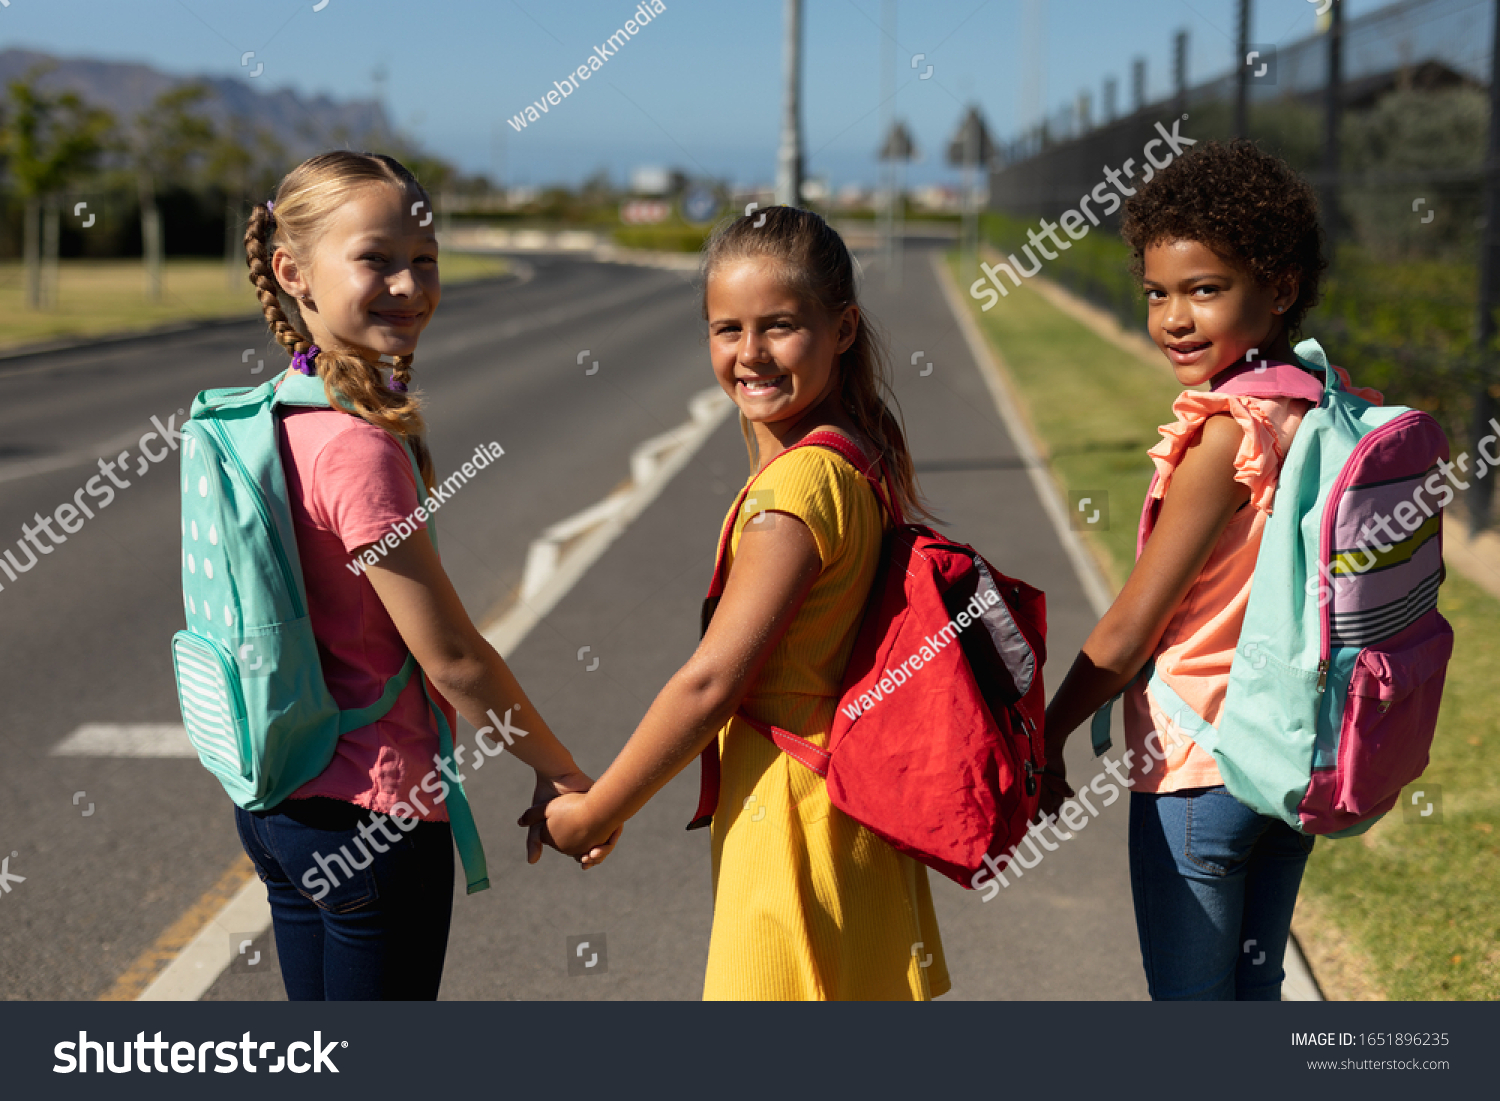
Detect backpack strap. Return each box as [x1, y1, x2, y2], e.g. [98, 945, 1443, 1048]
[419, 674, 491, 894]
[702, 430, 896, 600]
[737, 713, 832, 777]
[338, 653, 419, 733]
[1090, 660, 1152, 756]
[687, 430, 893, 830]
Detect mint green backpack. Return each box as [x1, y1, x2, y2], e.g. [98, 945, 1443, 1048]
[1093, 340, 1452, 839]
[172, 368, 489, 894]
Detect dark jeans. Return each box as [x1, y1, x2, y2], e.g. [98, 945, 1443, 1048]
[234, 797, 454, 1000]
[1129, 786, 1315, 1001]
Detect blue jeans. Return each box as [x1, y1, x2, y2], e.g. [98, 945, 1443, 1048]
[1128, 787, 1315, 1001]
[234, 798, 454, 1000]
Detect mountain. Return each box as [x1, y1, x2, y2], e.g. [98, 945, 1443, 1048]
[0, 47, 391, 156]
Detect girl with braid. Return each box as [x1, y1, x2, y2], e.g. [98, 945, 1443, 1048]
[237, 151, 615, 1000]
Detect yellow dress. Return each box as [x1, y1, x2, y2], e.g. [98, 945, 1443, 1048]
[701, 445, 950, 1001]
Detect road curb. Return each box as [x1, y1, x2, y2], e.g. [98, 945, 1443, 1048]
[482, 384, 734, 657]
[0, 270, 522, 372]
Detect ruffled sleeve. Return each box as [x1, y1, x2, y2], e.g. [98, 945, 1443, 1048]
[1147, 392, 1285, 513]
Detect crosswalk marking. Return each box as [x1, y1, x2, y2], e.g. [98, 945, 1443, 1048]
[51, 723, 195, 758]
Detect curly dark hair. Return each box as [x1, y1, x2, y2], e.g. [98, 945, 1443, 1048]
[1120, 139, 1327, 336]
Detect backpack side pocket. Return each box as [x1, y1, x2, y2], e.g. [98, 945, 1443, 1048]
[1332, 610, 1453, 821]
[172, 630, 251, 789]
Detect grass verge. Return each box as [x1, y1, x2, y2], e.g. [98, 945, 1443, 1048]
[950, 253, 1500, 1001]
[0, 253, 510, 354]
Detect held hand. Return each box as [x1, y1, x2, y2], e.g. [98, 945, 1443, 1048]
[517, 793, 623, 868]
[519, 774, 622, 868]
[1035, 770, 1075, 824]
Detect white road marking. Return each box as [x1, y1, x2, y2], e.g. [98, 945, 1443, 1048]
[52, 723, 195, 757]
[485, 384, 733, 656]
[137, 875, 271, 1001]
[932, 252, 1115, 616]
[0, 424, 159, 486]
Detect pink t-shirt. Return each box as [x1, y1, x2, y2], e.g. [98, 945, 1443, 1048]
[277, 406, 453, 821]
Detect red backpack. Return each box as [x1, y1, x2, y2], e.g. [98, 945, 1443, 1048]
[687, 430, 1047, 887]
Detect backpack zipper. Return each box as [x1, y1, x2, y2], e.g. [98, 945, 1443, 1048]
[1315, 412, 1424, 691]
[1020, 712, 1040, 796]
[204, 418, 306, 620]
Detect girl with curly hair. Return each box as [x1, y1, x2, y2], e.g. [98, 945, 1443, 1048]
[1037, 139, 1379, 1000]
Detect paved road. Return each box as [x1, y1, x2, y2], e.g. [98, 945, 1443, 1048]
[0, 257, 710, 999]
[0, 243, 1146, 1001]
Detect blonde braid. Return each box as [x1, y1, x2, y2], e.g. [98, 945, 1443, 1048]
[390, 352, 415, 392]
[245, 203, 312, 360]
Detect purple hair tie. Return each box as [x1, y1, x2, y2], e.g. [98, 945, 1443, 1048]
[388, 375, 408, 393]
[291, 344, 319, 375]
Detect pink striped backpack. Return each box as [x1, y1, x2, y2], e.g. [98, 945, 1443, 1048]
[1094, 339, 1453, 836]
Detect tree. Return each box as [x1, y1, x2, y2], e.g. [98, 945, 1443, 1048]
[0, 65, 114, 309]
[125, 82, 217, 302]
[1343, 87, 1487, 260]
[206, 116, 286, 289]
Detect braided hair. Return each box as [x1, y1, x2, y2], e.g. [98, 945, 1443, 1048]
[245, 151, 435, 489]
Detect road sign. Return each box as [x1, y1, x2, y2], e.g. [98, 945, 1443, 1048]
[946, 106, 997, 168]
[680, 186, 721, 225]
[619, 200, 671, 225]
[879, 120, 917, 162]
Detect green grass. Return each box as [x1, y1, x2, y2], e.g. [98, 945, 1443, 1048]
[1300, 567, 1500, 1000]
[0, 253, 510, 354]
[612, 224, 712, 253]
[951, 252, 1500, 1000]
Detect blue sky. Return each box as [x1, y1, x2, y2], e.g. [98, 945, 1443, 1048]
[4, 0, 1394, 189]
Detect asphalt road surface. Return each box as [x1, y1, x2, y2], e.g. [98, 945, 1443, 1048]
[0, 243, 1145, 1001]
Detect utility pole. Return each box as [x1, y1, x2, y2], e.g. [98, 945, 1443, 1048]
[964, 112, 978, 277]
[948, 108, 993, 278]
[775, 0, 804, 208]
[373, 63, 389, 140]
[1321, 0, 1344, 246]
[1234, 0, 1252, 138]
[880, 0, 896, 282]
[1132, 58, 1147, 113]
[1020, 0, 1044, 141]
[878, 120, 915, 290]
[1470, 0, 1500, 529]
[1173, 30, 1189, 114]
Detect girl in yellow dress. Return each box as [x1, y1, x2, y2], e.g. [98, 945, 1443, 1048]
[521, 206, 949, 1000]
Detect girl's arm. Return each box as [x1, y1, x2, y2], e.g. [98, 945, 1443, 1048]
[519, 508, 825, 863]
[362, 534, 612, 864]
[1041, 414, 1253, 780]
